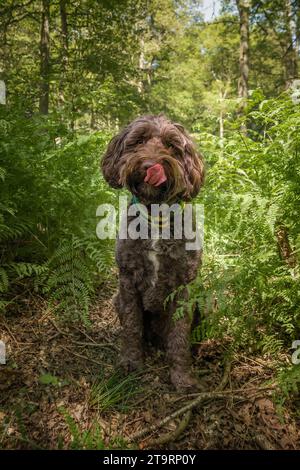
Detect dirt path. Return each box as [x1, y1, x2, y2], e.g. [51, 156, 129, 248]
[0, 284, 299, 450]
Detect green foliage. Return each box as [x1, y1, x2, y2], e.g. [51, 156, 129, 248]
[43, 236, 114, 323]
[0, 108, 115, 321]
[188, 92, 300, 354]
[276, 364, 300, 408]
[39, 373, 67, 387]
[61, 408, 106, 450]
[44, 240, 95, 324]
[0, 0, 147, 126]
[90, 371, 143, 413]
[61, 408, 131, 450]
[0, 267, 8, 293]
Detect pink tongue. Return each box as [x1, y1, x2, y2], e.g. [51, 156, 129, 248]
[144, 163, 167, 187]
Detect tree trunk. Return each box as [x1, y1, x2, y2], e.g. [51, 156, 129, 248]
[276, 224, 297, 269]
[219, 87, 228, 142]
[39, 0, 50, 114]
[283, 0, 298, 88]
[90, 105, 96, 129]
[296, 0, 300, 55]
[236, 0, 250, 111]
[138, 37, 145, 94]
[59, 0, 68, 105]
[219, 108, 224, 141]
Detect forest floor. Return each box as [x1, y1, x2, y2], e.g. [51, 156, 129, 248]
[1, 280, 300, 450]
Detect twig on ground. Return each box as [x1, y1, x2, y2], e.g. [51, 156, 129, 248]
[140, 359, 233, 447]
[142, 410, 192, 448]
[48, 318, 66, 336]
[171, 384, 276, 403]
[70, 340, 118, 351]
[72, 325, 98, 343]
[126, 390, 245, 444]
[60, 345, 108, 368]
[216, 360, 232, 391]
[240, 354, 275, 370]
[0, 320, 19, 345]
[49, 319, 118, 351]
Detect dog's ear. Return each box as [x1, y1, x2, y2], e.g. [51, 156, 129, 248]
[174, 123, 205, 201]
[183, 147, 205, 200]
[101, 127, 129, 188]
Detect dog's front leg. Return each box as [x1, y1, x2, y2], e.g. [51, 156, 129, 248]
[115, 271, 144, 373]
[166, 297, 199, 391]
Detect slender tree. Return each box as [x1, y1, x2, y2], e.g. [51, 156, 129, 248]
[236, 0, 250, 109]
[283, 0, 298, 87]
[39, 0, 50, 114]
[59, 0, 68, 105]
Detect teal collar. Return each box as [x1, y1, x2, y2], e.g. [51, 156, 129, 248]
[131, 194, 140, 205]
[131, 194, 185, 208]
[130, 195, 185, 229]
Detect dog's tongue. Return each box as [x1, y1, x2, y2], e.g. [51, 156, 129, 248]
[144, 163, 167, 187]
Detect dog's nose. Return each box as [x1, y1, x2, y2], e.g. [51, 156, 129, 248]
[144, 163, 167, 187]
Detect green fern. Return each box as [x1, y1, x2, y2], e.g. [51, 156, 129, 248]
[44, 240, 94, 324]
[259, 334, 284, 356]
[189, 92, 300, 358]
[7, 263, 48, 279]
[72, 235, 114, 275]
[0, 267, 9, 293]
[44, 235, 114, 323]
[0, 220, 32, 242]
[276, 365, 300, 408]
[60, 408, 105, 450]
[60, 407, 130, 450]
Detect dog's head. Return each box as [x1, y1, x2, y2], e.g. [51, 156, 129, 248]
[101, 114, 204, 204]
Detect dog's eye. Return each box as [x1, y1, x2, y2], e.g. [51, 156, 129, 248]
[166, 142, 174, 149]
[167, 143, 181, 156]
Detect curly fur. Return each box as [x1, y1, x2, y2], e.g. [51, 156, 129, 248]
[101, 114, 205, 390]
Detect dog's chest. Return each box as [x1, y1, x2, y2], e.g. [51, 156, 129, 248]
[147, 240, 160, 287]
[146, 239, 184, 288]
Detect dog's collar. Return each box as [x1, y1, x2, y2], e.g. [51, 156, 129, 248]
[131, 194, 141, 205]
[130, 195, 185, 228]
[131, 194, 185, 208]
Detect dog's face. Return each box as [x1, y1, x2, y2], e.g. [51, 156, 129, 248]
[101, 115, 204, 204]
